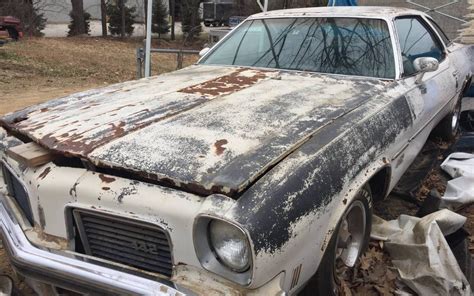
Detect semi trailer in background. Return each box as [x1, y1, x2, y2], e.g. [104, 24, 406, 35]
[203, 0, 233, 27]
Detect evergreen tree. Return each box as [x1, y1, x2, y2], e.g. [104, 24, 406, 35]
[68, 11, 91, 36]
[152, 0, 169, 38]
[107, 0, 136, 36]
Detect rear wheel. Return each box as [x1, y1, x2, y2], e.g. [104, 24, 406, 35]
[6, 26, 19, 40]
[300, 185, 372, 295]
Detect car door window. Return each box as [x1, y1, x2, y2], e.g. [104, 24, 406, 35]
[427, 18, 450, 46]
[395, 17, 444, 76]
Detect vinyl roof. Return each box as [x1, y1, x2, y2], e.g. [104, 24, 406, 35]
[249, 6, 423, 19]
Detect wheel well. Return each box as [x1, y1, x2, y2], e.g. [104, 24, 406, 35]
[368, 166, 391, 202]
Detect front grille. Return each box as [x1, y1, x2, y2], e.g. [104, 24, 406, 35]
[73, 209, 173, 277]
[1, 163, 34, 225]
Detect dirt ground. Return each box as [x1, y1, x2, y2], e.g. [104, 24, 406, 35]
[0, 37, 473, 295]
[0, 36, 201, 295]
[0, 37, 200, 115]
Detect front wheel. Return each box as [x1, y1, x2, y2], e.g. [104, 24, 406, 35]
[432, 98, 462, 141]
[300, 185, 372, 295]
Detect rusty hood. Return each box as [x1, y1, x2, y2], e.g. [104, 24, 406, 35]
[0, 65, 388, 196]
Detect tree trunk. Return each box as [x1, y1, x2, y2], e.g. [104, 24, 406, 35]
[170, 0, 175, 40]
[120, 0, 126, 38]
[71, 0, 86, 35]
[100, 0, 107, 37]
[144, 0, 147, 29]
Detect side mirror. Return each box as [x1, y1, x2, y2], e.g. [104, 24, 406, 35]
[414, 57, 439, 84]
[199, 47, 210, 57]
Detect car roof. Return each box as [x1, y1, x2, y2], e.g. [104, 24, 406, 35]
[248, 6, 424, 20]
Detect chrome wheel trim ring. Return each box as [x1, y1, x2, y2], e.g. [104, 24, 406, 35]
[334, 200, 366, 268]
[451, 101, 461, 133]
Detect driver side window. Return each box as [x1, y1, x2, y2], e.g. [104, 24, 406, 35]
[395, 17, 444, 76]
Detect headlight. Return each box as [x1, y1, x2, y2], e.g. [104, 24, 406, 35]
[208, 220, 250, 272]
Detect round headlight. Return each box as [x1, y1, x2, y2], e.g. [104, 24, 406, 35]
[208, 220, 250, 272]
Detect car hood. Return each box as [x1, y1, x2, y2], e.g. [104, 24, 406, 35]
[0, 65, 388, 196]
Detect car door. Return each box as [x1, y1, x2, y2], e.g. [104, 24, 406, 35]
[390, 15, 457, 184]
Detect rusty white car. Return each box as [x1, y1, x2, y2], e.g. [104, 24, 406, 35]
[0, 7, 472, 296]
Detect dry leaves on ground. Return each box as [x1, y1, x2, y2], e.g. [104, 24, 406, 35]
[338, 241, 399, 295]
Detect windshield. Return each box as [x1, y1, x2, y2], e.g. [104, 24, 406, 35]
[200, 17, 396, 79]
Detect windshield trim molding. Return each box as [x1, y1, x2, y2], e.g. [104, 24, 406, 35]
[199, 16, 400, 79]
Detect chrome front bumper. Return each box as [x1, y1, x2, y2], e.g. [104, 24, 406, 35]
[0, 194, 186, 295]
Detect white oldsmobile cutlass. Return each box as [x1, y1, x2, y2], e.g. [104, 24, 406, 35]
[0, 6, 472, 296]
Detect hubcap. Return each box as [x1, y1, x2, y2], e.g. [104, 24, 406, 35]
[452, 109, 460, 131]
[335, 200, 366, 268]
[452, 102, 461, 132]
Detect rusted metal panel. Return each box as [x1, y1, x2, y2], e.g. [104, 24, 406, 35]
[88, 71, 388, 196]
[0, 66, 237, 154]
[179, 68, 271, 97]
[0, 65, 389, 197]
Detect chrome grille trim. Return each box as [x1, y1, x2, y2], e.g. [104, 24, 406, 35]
[73, 209, 173, 277]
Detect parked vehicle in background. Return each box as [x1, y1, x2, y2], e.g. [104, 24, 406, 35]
[0, 16, 23, 41]
[203, 0, 233, 27]
[228, 16, 247, 27]
[0, 7, 472, 296]
[0, 30, 9, 46]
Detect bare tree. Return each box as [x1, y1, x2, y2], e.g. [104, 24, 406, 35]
[70, 0, 86, 35]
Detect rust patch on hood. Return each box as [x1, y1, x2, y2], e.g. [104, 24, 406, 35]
[214, 139, 228, 155]
[0, 65, 389, 198]
[179, 68, 270, 97]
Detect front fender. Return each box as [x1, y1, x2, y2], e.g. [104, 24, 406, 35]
[230, 89, 412, 291]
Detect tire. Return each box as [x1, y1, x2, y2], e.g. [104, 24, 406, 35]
[460, 110, 474, 131]
[204, 21, 211, 27]
[432, 98, 462, 141]
[300, 185, 373, 296]
[6, 27, 18, 40]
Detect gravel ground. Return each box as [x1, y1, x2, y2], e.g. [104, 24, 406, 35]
[0, 240, 36, 295]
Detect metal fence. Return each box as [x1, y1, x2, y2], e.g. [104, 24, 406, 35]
[406, 0, 467, 24]
[358, 0, 469, 39]
[136, 48, 201, 79]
